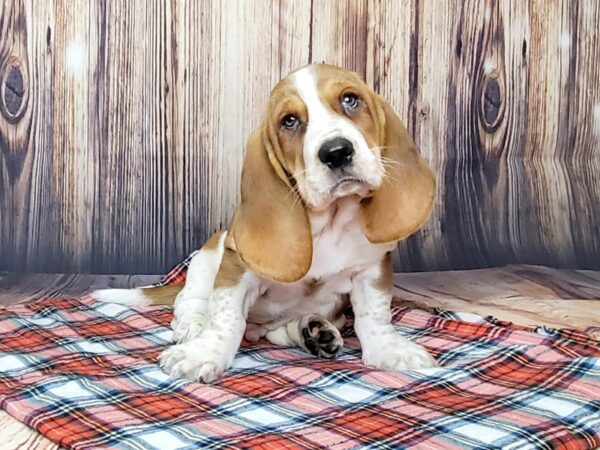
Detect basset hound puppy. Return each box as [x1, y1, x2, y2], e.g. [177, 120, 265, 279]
[94, 63, 437, 383]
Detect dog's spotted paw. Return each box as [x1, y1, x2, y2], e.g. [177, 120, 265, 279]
[170, 309, 209, 343]
[159, 344, 223, 383]
[300, 315, 343, 359]
[363, 335, 437, 371]
[171, 318, 205, 343]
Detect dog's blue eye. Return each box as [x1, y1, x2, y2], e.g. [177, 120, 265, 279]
[341, 93, 359, 109]
[282, 114, 299, 129]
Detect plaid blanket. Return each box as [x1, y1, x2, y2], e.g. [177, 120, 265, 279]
[1, 257, 599, 449]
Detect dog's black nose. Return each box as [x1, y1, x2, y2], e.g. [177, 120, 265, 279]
[318, 138, 354, 169]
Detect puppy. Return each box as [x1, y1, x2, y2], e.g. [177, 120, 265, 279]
[94, 63, 437, 382]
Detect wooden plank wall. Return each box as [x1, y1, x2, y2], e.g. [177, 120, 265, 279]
[1, 0, 599, 274]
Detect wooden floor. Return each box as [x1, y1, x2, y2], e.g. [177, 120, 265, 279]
[0, 272, 161, 305]
[0, 265, 599, 450]
[393, 264, 600, 336]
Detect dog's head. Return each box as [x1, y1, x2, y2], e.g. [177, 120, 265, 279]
[232, 64, 435, 282]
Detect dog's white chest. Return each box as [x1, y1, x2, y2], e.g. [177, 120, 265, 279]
[307, 200, 390, 278]
[247, 199, 393, 327]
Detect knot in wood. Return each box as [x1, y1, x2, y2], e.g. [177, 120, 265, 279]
[1, 57, 27, 123]
[480, 75, 504, 133]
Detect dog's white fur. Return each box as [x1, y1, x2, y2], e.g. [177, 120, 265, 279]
[94, 65, 437, 382]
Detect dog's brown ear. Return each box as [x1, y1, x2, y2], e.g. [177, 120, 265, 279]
[231, 128, 312, 282]
[360, 97, 436, 243]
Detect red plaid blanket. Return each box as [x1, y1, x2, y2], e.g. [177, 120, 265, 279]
[1, 256, 599, 449]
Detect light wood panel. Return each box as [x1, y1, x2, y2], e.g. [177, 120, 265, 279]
[1, 1, 599, 274]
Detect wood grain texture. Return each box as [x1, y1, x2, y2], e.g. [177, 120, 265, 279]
[0, 410, 59, 450]
[394, 265, 600, 334]
[1, 1, 599, 274]
[0, 272, 160, 305]
[396, 0, 600, 271]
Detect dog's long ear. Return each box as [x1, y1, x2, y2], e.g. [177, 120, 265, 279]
[231, 128, 312, 283]
[360, 97, 436, 243]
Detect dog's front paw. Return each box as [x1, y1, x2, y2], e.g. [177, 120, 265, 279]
[159, 344, 224, 383]
[363, 335, 437, 372]
[171, 318, 205, 343]
[171, 308, 209, 343]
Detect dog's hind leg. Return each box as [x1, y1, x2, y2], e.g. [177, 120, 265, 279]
[92, 232, 227, 345]
[265, 314, 344, 359]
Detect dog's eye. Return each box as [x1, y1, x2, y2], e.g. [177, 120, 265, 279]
[341, 93, 360, 109]
[281, 114, 299, 130]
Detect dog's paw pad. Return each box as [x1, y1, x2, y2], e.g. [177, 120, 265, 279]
[301, 315, 343, 359]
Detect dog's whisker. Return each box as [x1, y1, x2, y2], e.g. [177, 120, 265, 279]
[379, 156, 405, 168]
[377, 144, 405, 150]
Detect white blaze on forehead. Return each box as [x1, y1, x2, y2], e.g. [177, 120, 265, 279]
[290, 66, 362, 143]
[291, 66, 334, 123]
